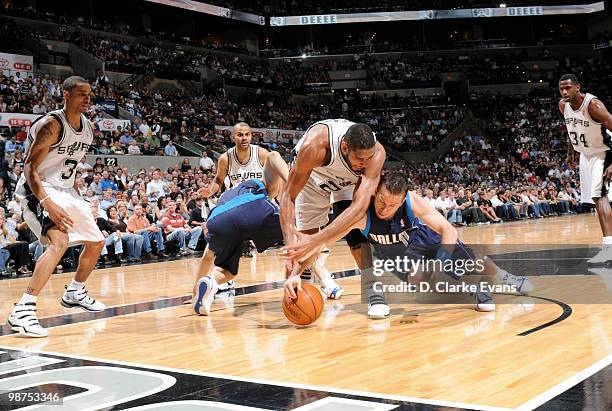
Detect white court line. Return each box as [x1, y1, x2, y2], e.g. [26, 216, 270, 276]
[0, 344, 512, 411]
[514, 353, 612, 411]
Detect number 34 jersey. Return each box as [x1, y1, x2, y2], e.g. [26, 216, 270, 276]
[563, 93, 611, 156]
[294, 119, 361, 197]
[23, 109, 94, 189]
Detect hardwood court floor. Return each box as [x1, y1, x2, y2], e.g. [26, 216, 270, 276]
[0, 213, 611, 410]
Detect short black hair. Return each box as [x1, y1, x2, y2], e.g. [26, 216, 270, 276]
[559, 74, 579, 84]
[343, 123, 376, 151]
[62, 76, 89, 91]
[379, 170, 409, 196]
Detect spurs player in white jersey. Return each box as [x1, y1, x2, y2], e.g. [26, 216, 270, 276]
[279, 119, 387, 316]
[7, 76, 106, 338]
[199, 122, 269, 290]
[559, 74, 612, 265]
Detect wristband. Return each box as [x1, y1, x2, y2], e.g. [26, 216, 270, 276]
[39, 196, 51, 205]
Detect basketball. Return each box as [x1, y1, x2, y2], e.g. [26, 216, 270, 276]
[282, 283, 324, 326]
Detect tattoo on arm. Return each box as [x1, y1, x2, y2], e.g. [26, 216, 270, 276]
[26, 287, 35, 295]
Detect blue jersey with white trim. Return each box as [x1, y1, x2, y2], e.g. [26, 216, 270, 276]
[361, 192, 441, 247]
[208, 179, 276, 221]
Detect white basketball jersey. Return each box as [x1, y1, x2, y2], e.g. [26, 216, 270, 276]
[295, 119, 361, 196]
[226, 144, 264, 188]
[563, 93, 611, 155]
[23, 109, 94, 189]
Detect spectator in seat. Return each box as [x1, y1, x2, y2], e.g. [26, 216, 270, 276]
[0, 210, 30, 275]
[199, 151, 215, 173]
[161, 199, 202, 255]
[127, 204, 166, 259]
[106, 206, 144, 262]
[127, 140, 141, 155]
[164, 140, 178, 157]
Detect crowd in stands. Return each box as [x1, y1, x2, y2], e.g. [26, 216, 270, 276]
[1, 5, 251, 55]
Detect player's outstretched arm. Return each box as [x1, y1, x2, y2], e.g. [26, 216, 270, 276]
[23, 117, 74, 232]
[278, 126, 327, 246]
[411, 192, 458, 245]
[200, 153, 229, 198]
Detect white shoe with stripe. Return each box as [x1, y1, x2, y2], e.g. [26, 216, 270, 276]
[7, 303, 48, 338]
[60, 285, 106, 312]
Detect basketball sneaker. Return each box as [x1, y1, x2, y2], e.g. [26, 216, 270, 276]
[7, 303, 48, 338]
[60, 285, 106, 312]
[500, 272, 534, 295]
[474, 290, 496, 312]
[193, 275, 218, 316]
[321, 282, 344, 300]
[368, 304, 390, 319]
[587, 245, 612, 266]
[217, 279, 235, 292]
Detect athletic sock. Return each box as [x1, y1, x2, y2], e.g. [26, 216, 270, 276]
[19, 293, 37, 305]
[69, 279, 85, 291]
[603, 236, 612, 245]
[312, 260, 337, 290]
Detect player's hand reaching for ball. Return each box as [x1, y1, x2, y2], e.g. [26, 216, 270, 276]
[281, 232, 321, 264]
[43, 199, 74, 232]
[284, 275, 302, 300]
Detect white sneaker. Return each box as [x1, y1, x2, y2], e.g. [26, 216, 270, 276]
[368, 303, 390, 319]
[587, 245, 612, 266]
[60, 285, 106, 312]
[501, 272, 534, 295]
[475, 291, 496, 312]
[217, 279, 235, 292]
[7, 303, 48, 338]
[193, 276, 218, 316]
[321, 283, 344, 300]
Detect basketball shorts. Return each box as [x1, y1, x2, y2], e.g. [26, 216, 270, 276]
[579, 151, 612, 204]
[206, 197, 283, 276]
[295, 181, 353, 231]
[17, 180, 104, 246]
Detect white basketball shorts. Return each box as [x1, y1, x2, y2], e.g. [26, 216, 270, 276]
[18, 181, 104, 246]
[579, 150, 612, 204]
[295, 181, 354, 231]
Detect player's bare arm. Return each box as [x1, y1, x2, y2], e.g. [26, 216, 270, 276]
[200, 153, 228, 198]
[279, 125, 328, 246]
[410, 192, 458, 245]
[23, 117, 74, 232]
[560, 99, 575, 167]
[588, 99, 612, 182]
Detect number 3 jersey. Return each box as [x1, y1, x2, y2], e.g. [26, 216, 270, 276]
[563, 93, 611, 156]
[294, 119, 361, 197]
[22, 109, 94, 189]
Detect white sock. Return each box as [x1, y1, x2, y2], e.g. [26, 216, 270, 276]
[19, 293, 37, 305]
[603, 236, 612, 245]
[312, 261, 336, 290]
[494, 267, 510, 282]
[69, 279, 85, 291]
